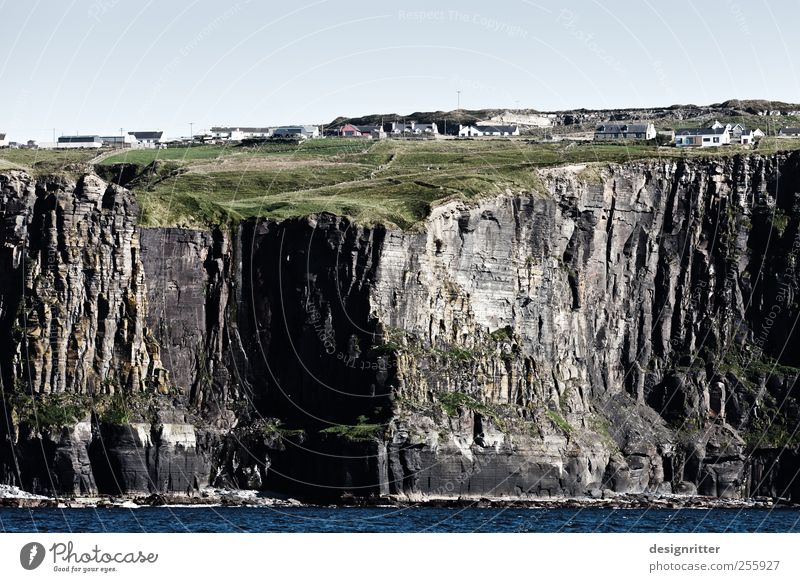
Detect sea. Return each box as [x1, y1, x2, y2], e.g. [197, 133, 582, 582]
[1, 507, 799, 533]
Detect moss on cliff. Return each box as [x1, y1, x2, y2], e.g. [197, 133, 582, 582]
[320, 415, 384, 442]
[9, 392, 91, 429]
[236, 418, 306, 443]
[545, 409, 573, 435]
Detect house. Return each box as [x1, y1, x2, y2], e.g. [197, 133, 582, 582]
[272, 125, 320, 139]
[338, 124, 385, 138]
[738, 128, 764, 145]
[390, 121, 438, 135]
[727, 123, 745, 138]
[210, 127, 238, 141]
[210, 127, 273, 141]
[238, 127, 272, 139]
[339, 123, 362, 137]
[414, 123, 438, 134]
[674, 127, 730, 147]
[779, 127, 800, 137]
[0, 133, 7, 147]
[657, 129, 676, 142]
[101, 134, 137, 148]
[390, 121, 409, 134]
[594, 122, 656, 141]
[56, 135, 104, 148]
[458, 124, 520, 137]
[357, 125, 385, 138]
[724, 123, 764, 145]
[477, 124, 519, 136]
[128, 131, 164, 148]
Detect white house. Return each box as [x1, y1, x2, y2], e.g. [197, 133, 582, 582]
[674, 127, 730, 147]
[101, 134, 137, 148]
[272, 126, 320, 139]
[210, 126, 273, 141]
[739, 128, 764, 145]
[0, 133, 8, 147]
[128, 131, 164, 148]
[479, 123, 519, 136]
[723, 123, 764, 145]
[414, 122, 438, 134]
[779, 127, 800, 137]
[459, 124, 520, 137]
[727, 123, 744, 137]
[56, 135, 104, 149]
[390, 121, 439, 135]
[593, 122, 656, 141]
[210, 127, 236, 141]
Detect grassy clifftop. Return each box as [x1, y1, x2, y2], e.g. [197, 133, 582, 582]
[4, 136, 800, 229]
[0, 148, 100, 175]
[97, 138, 793, 229]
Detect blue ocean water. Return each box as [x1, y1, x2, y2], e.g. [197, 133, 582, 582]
[1, 507, 799, 533]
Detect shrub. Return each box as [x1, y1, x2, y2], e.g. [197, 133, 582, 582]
[320, 415, 383, 442]
[10, 392, 91, 430]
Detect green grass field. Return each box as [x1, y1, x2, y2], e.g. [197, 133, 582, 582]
[755, 137, 800, 152]
[98, 138, 376, 165]
[6, 136, 800, 229]
[116, 138, 778, 228]
[0, 148, 103, 175]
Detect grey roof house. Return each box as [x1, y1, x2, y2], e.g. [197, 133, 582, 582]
[594, 122, 656, 141]
[129, 131, 164, 142]
[458, 124, 520, 137]
[56, 135, 104, 148]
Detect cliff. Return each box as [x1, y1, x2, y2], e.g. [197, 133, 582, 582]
[1, 152, 800, 502]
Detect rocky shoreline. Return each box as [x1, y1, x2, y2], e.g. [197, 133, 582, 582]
[0, 486, 304, 509]
[1, 486, 793, 510]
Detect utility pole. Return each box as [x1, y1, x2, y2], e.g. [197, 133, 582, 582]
[189, 122, 194, 143]
[457, 90, 461, 114]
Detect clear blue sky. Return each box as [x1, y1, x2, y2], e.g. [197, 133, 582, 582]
[1, 0, 798, 142]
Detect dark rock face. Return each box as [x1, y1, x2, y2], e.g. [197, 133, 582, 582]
[90, 422, 210, 495]
[14, 423, 96, 495]
[0, 172, 210, 495]
[2, 153, 800, 501]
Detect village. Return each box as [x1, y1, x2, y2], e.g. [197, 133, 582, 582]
[2, 111, 800, 151]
